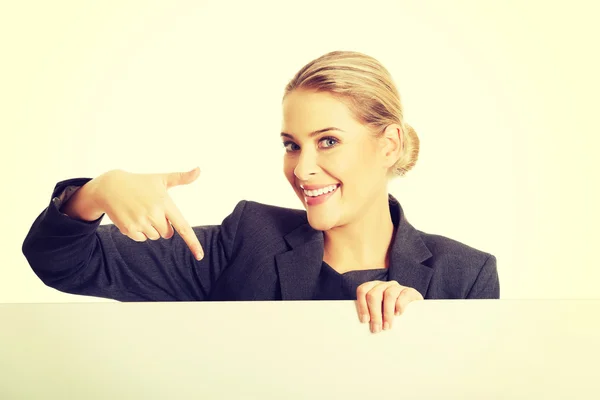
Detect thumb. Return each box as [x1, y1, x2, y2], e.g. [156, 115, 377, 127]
[164, 167, 201, 188]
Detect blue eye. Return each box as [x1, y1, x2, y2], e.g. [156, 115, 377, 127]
[282, 137, 338, 152]
[320, 137, 339, 148]
[283, 141, 300, 152]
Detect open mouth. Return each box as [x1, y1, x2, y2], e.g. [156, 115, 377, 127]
[301, 184, 340, 206]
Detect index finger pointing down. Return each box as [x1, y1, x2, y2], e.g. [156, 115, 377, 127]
[165, 197, 204, 260]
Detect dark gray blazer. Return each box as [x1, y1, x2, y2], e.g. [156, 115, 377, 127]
[22, 178, 500, 301]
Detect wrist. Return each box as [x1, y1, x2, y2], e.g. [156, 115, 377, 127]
[61, 180, 104, 221]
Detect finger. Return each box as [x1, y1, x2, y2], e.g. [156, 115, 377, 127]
[395, 288, 423, 316]
[142, 224, 161, 241]
[164, 167, 201, 189]
[356, 281, 381, 323]
[366, 282, 389, 333]
[115, 223, 147, 242]
[382, 284, 403, 330]
[128, 231, 147, 242]
[165, 197, 204, 260]
[164, 220, 175, 239]
[149, 214, 174, 239]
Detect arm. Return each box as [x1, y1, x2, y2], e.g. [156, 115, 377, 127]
[465, 254, 500, 299]
[22, 178, 246, 301]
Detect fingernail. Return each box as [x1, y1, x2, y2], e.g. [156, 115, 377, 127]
[383, 322, 390, 330]
[196, 252, 204, 261]
[360, 314, 369, 323]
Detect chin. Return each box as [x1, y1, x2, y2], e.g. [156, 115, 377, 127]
[306, 214, 338, 232]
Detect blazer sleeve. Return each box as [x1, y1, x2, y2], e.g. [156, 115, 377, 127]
[22, 178, 246, 302]
[465, 254, 500, 299]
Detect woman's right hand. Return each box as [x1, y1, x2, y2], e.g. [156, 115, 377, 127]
[62, 167, 204, 260]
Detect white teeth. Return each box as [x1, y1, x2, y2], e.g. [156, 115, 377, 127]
[302, 184, 338, 197]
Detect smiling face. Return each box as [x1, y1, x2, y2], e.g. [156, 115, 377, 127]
[281, 89, 391, 231]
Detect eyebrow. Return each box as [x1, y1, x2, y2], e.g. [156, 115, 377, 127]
[280, 127, 345, 139]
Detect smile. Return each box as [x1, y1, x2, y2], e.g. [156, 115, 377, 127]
[300, 184, 340, 206]
[302, 184, 339, 197]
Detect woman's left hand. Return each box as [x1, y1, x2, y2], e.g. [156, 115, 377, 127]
[356, 280, 423, 333]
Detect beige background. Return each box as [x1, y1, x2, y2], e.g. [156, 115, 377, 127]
[1, 0, 598, 302]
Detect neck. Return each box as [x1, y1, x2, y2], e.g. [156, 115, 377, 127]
[323, 191, 395, 273]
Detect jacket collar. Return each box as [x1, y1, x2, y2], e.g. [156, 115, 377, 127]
[275, 195, 434, 300]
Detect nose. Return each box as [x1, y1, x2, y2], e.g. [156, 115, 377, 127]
[293, 149, 318, 181]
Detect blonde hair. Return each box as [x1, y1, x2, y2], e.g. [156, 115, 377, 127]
[283, 50, 419, 177]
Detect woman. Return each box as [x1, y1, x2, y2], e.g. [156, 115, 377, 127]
[22, 51, 499, 334]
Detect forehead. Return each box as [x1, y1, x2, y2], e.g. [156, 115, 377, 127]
[282, 90, 363, 134]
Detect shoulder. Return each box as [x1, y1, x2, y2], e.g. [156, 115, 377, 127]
[411, 228, 498, 298]
[393, 196, 493, 273]
[227, 199, 308, 237]
[418, 230, 493, 270]
[391, 195, 493, 273]
[418, 227, 497, 293]
[391, 195, 498, 298]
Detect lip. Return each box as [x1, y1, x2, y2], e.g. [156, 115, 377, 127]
[301, 184, 340, 206]
[300, 183, 340, 190]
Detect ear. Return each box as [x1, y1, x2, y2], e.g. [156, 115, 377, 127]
[380, 124, 403, 169]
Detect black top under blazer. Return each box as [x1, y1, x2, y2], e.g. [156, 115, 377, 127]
[22, 178, 500, 301]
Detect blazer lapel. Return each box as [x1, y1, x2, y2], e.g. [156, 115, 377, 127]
[274, 195, 435, 300]
[386, 195, 434, 297]
[275, 223, 324, 300]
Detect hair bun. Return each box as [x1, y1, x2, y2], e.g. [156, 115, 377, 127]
[394, 123, 420, 176]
